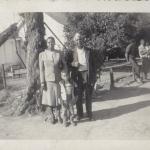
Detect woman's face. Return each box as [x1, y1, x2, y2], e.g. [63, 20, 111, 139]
[47, 38, 55, 50]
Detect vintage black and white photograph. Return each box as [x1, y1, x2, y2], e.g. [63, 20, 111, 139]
[0, 12, 150, 140]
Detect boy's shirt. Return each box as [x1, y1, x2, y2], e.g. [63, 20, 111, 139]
[59, 80, 76, 105]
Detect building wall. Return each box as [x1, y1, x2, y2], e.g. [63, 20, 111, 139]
[0, 38, 26, 67]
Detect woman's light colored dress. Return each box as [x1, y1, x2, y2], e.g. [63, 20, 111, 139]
[39, 49, 62, 107]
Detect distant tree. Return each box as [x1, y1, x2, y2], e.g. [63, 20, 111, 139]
[64, 13, 146, 62]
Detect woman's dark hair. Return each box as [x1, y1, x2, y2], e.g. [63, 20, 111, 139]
[46, 36, 55, 44]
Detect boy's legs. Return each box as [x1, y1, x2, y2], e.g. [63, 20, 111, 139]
[69, 104, 76, 126]
[62, 102, 68, 126]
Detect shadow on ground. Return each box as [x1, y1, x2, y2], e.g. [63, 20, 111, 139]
[93, 100, 150, 120]
[93, 86, 150, 102]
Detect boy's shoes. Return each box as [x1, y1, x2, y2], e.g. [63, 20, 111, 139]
[58, 117, 63, 124]
[44, 116, 55, 124]
[50, 116, 55, 124]
[63, 122, 69, 127]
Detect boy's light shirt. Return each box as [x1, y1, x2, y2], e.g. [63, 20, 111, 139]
[59, 80, 76, 103]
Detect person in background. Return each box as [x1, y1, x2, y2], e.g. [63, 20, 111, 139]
[125, 39, 142, 83]
[39, 37, 63, 124]
[72, 33, 97, 121]
[145, 41, 150, 77]
[139, 39, 149, 80]
[59, 69, 77, 127]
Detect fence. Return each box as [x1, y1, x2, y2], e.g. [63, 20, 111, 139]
[102, 58, 142, 89]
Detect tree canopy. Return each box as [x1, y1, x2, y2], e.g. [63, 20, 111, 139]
[64, 13, 150, 54]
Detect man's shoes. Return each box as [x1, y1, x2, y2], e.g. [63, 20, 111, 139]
[76, 115, 83, 121]
[86, 113, 95, 121]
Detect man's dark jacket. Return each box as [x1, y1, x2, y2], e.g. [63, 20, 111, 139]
[71, 47, 97, 86]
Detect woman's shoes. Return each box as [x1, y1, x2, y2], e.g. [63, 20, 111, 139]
[50, 116, 55, 124]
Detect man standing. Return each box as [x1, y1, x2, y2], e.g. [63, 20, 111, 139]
[72, 33, 96, 121]
[125, 39, 142, 82]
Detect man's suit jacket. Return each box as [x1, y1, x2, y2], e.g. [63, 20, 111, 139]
[72, 47, 96, 85]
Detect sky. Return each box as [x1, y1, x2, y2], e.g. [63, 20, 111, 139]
[0, 12, 20, 32]
[0, 12, 65, 49]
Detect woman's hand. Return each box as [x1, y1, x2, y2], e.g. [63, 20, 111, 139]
[41, 82, 46, 91]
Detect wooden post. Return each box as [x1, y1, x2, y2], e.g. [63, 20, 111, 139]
[2, 64, 6, 88]
[110, 68, 114, 89]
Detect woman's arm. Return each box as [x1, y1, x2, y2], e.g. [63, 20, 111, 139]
[39, 53, 45, 85]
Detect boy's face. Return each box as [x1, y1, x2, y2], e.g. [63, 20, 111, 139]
[61, 72, 69, 81]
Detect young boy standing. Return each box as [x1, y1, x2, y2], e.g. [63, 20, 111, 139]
[59, 69, 77, 127]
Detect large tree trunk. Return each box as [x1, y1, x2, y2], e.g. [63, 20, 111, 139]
[14, 13, 45, 115]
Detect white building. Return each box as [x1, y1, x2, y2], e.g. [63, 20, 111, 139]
[0, 12, 67, 66]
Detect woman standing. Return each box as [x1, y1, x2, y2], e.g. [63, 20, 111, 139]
[39, 37, 63, 124]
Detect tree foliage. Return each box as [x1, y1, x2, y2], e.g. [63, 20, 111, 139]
[64, 13, 150, 64]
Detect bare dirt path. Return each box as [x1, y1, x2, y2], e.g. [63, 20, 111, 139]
[0, 74, 150, 139]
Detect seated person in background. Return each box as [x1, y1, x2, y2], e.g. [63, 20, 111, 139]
[138, 39, 149, 80]
[59, 69, 77, 127]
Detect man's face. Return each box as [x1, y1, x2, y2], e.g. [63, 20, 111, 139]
[75, 34, 83, 48]
[47, 38, 55, 50]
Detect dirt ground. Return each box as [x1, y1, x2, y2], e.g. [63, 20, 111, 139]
[0, 71, 150, 140]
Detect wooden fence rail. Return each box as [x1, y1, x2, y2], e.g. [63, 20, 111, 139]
[102, 58, 142, 89]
